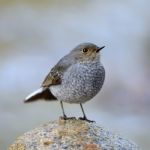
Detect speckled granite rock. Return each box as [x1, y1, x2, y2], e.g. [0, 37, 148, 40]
[8, 119, 139, 150]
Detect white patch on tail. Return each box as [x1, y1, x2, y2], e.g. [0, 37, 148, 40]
[25, 87, 44, 101]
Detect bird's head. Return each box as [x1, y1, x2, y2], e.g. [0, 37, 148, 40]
[70, 43, 105, 62]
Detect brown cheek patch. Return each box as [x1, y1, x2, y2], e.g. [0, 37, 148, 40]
[89, 52, 96, 59]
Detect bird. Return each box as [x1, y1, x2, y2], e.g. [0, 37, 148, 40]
[24, 42, 105, 122]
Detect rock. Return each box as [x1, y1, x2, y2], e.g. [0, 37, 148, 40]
[8, 119, 139, 150]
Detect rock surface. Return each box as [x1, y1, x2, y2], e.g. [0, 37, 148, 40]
[8, 119, 139, 150]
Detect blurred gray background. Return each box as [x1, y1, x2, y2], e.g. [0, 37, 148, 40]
[0, 0, 150, 150]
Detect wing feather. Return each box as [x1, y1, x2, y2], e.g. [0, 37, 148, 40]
[42, 56, 71, 87]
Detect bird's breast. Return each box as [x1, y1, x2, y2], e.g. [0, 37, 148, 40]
[50, 62, 105, 103]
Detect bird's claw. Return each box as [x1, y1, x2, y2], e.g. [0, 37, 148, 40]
[78, 117, 95, 123]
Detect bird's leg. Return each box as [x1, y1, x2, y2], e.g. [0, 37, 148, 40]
[79, 103, 95, 122]
[80, 103, 87, 119]
[60, 101, 76, 120]
[60, 101, 67, 119]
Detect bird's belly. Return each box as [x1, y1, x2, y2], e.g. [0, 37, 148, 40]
[50, 65, 105, 103]
[50, 83, 100, 103]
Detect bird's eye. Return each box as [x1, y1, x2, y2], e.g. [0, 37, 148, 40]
[82, 48, 88, 53]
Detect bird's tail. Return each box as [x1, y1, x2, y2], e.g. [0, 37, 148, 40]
[24, 87, 57, 103]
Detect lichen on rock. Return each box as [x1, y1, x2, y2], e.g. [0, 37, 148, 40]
[8, 118, 139, 150]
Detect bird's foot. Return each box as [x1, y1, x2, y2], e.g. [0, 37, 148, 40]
[60, 115, 76, 120]
[78, 117, 95, 123]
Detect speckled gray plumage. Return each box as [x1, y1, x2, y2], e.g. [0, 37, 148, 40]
[45, 43, 105, 103]
[50, 61, 105, 103]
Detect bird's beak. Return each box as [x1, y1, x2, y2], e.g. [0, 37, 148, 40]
[96, 46, 105, 53]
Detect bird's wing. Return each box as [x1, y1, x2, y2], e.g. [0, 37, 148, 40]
[42, 57, 70, 87]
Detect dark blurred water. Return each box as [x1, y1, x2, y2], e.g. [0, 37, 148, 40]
[0, 1, 150, 150]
